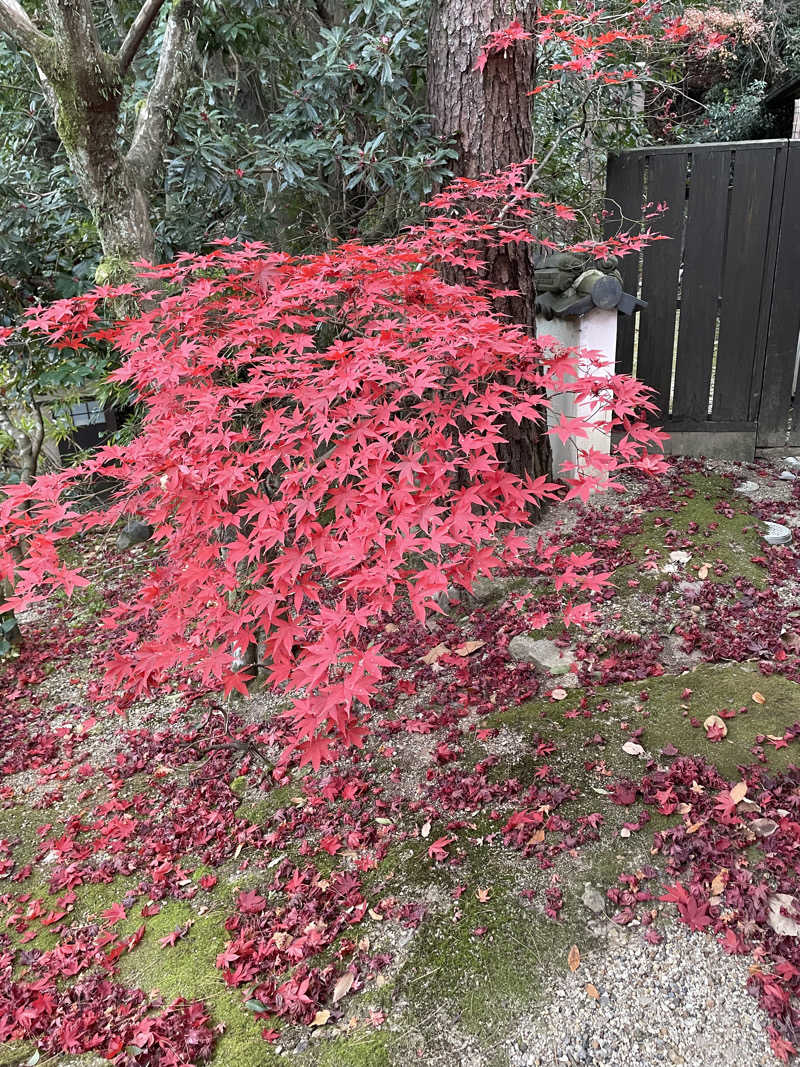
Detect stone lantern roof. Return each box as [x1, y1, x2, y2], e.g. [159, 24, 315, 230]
[533, 251, 647, 320]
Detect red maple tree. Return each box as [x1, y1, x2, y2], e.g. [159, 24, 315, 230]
[0, 170, 666, 769]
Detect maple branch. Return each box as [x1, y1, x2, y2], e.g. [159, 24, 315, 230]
[117, 0, 168, 77]
[0, 0, 54, 64]
[495, 121, 586, 225]
[28, 395, 45, 481]
[126, 0, 197, 185]
[106, 0, 127, 39]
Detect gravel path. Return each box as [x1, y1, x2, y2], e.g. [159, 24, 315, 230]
[506, 925, 774, 1067]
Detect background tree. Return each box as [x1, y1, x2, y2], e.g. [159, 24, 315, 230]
[426, 1, 549, 481]
[0, 0, 198, 278]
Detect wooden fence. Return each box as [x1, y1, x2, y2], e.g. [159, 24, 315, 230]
[604, 139, 800, 457]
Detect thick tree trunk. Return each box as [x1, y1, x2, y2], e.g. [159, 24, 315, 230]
[427, 0, 551, 482]
[43, 71, 155, 270]
[0, 0, 197, 279]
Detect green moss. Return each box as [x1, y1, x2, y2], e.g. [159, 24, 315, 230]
[384, 826, 645, 1064]
[318, 1030, 391, 1067]
[0, 1041, 36, 1066]
[236, 781, 302, 826]
[65, 583, 109, 629]
[116, 898, 280, 1067]
[94, 256, 138, 287]
[614, 472, 765, 595]
[490, 662, 800, 783]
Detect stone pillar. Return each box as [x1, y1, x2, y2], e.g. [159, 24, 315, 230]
[536, 308, 618, 486]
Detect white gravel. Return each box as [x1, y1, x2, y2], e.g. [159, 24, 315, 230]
[505, 924, 774, 1067]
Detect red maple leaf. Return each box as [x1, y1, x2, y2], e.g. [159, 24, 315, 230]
[101, 902, 126, 925]
[427, 836, 456, 862]
[237, 890, 267, 914]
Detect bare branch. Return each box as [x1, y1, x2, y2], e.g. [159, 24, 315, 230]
[106, 0, 127, 40]
[28, 396, 45, 479]
[126, 0, 197, 185]
[0, 0, 54, 64]
[117, 0, 168, 77]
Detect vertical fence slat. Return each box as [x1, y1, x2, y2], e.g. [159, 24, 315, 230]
[603, 152, 644, 375]
[713, 147, 777, 422]
[749, 143, 788, 426]
[671, 150, 730, 423]
[758, 143, 800, 446]
[635, 152, 687, 416]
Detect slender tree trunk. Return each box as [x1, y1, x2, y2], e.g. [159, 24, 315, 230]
[427, 0, 551, 481]
[0, 400, 42, 655]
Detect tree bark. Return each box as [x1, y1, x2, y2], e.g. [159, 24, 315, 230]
[0, 0, 197, 278]
[0, 0, 197, 649]
[0, 399, 42, 654]
[427, 0, 551, 482]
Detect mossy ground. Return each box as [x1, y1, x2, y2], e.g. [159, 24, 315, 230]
[2, 465, 799, 1066]
[612, 471, 766, 595]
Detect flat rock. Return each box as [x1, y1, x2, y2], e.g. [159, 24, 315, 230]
[508, 635, 576, 677]
[763, 521, 792, 546]
[662, 633, 703, 669]
[435, 574, 524, 613]
[582, 884, 607, 914]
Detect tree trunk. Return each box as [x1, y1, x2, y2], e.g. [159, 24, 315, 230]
[427, 0, 551, 481]
[0, 0, 197, 280]
[0, 400, 44, 655]
[44, 69, 155, 271]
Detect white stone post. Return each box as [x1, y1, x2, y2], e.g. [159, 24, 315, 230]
[536, 307, 618, 485]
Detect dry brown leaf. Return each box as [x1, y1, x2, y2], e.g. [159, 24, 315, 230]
[312, 1010, 331, 1026]
[730, 781, 748, 805]
[454, 640, 485, 657]
[585, 983, 599, 1000]
[421, 643, 449, 665]
[551, 688, 568, 701]
[686, 820, 705, 834]
[475, 887, 491, 903]
[384, 623, 399, 633]
[710, 869, 728, 896]
[698, 564, 709, 580]
[420, 821, 431, 839]
[529, 828, 546, 844]
[703, 714, 727, 737]
[752, 691, 766, 705]
[332, 972, 355, 1004]
[568, 945, 581, 972]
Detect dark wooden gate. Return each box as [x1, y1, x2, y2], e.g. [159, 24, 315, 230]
[604, 139, 800, 458]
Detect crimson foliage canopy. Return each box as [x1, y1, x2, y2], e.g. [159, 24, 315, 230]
[0, 171, 666, 768]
